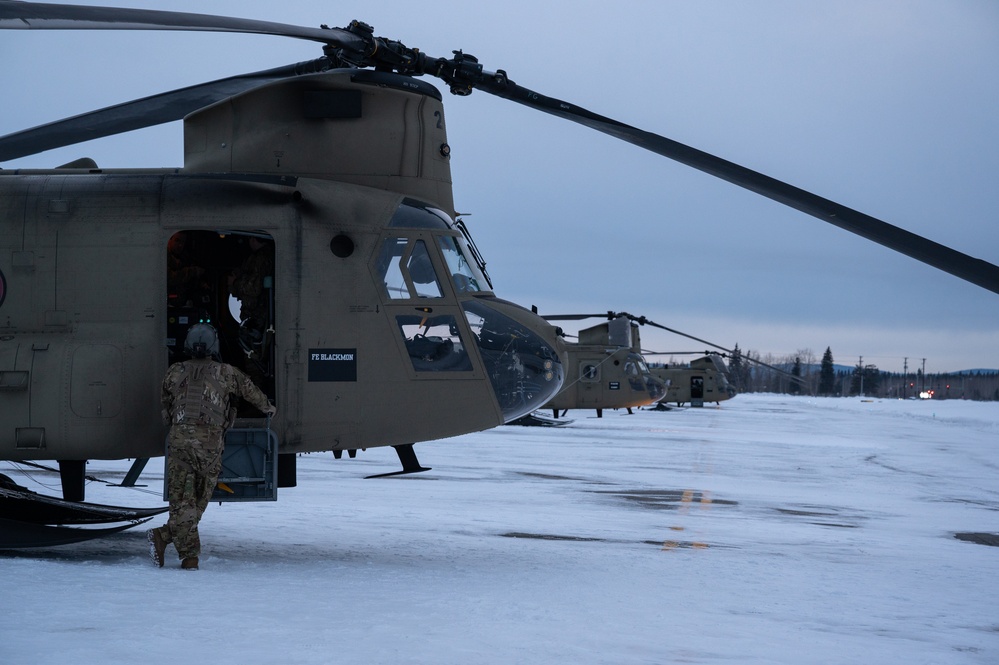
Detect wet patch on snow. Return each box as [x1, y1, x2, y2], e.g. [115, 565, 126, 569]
[932, 497, 999, 511]
[593, 489, 737, 510]
[773, 506, 865, 529]
[500, 532, 731, 551]
[500, 532, 606, 542]
[954, 532, 999, 547]
[514, 472, 610, 485]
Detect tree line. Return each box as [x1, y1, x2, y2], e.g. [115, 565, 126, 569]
[726, 346, 999, 401]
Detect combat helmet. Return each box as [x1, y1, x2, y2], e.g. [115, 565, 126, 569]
[184, 323, 220, 359]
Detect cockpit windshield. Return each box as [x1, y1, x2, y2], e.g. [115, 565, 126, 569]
[438, 235, 488, 293]
[376, 198, 491, 298]
[374, 237, 445, 300]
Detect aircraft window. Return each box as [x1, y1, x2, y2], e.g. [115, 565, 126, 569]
[581, 364, 600, 382]
[376, 237, 410, 299]
[395, 314, 472, 372]
[625, 361, 645, 391]
[227, 294, 241, 321]
[438, 235, 486, 293]
[459, 300, 563, 415]
[390, 199, 452, 229]
[407, 240, 443, 298]
[375, 237, 444, 300]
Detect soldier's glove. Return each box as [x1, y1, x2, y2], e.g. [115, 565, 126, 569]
[264, 405, 277, 418]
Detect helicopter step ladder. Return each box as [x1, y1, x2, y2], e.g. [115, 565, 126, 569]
[162, 425, 282, 503]
[213, 427, 280, 502]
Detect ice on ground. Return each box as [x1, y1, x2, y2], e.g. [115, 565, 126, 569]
[2, 394, 998, 664]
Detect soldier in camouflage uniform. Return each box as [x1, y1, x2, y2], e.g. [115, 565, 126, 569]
[228, 236, 274, 326]
[228, 236, 274, 386]
[148, 323, 275, 570]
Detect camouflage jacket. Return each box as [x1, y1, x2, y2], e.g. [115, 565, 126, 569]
[162, 358, 271, 427]
[230, 245, 274, 322]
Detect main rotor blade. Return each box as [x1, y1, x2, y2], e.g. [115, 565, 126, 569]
[7, 5, 997, 296]
[0, 60, 327, 161]
[615, 312, 803, 383]
[643, 351, 721, 357]
[541, 313, 613, 322]
[0, 2, 364, 49]
[542, 310, 737, 357]
[624, 314, 734, 357]
[473, 77, 999, 295]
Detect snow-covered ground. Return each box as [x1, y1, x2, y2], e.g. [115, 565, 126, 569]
[3, 394, 998, 664]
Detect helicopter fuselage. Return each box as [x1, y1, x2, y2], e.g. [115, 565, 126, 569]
[651, 357, 735, 407]
[0, 69, 565, 464]
[545, 345, 666, 414]
[544, 319, 665, 415]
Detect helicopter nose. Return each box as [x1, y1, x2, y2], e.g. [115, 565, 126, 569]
[461, 299, 564, 422]
[647, 375, 668, 402]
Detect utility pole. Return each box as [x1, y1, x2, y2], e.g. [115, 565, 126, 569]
[859, 355, 864, 396]
[922, 358, 926, 395]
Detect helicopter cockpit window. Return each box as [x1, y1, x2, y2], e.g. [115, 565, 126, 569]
[625, 359, 645, 392]
[438, 235, 487, 293]
[375, 237, 444, 300]
[395, 314, 472, 372]
[408, 241, 443, 298]
[377, 238, 408, 299]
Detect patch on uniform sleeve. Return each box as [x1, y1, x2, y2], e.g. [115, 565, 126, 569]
[308, 349, 357, 382]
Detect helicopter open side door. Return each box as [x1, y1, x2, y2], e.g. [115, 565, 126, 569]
[690, 375, 705, 408]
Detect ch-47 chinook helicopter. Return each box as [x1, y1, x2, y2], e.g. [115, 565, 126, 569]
[0, 2, 571, 538]
[648, 354, 736, 408]
[558, 311, 800, 409]
[2, 4, 999, 543]
[535, 313, 666, 419]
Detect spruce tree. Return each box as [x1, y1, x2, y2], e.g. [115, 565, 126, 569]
[730, 344, 743, 392]
[864, 366, 881, 396]
[789, 357, 802, 394]
[818, 347, 836, 395]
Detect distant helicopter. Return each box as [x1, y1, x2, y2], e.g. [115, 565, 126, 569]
[2, 4, 998, 544]
[538, 314, 666, 419]
[564, 311, 797, 408]
[647, 354, 736, 408]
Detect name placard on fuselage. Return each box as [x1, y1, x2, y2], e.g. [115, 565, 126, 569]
[308, 349, 357, 382]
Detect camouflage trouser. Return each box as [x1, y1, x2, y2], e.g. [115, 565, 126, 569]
[153, 424, 225, 560]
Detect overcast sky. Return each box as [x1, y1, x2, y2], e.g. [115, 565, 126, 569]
[2, 1, 997, 372]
